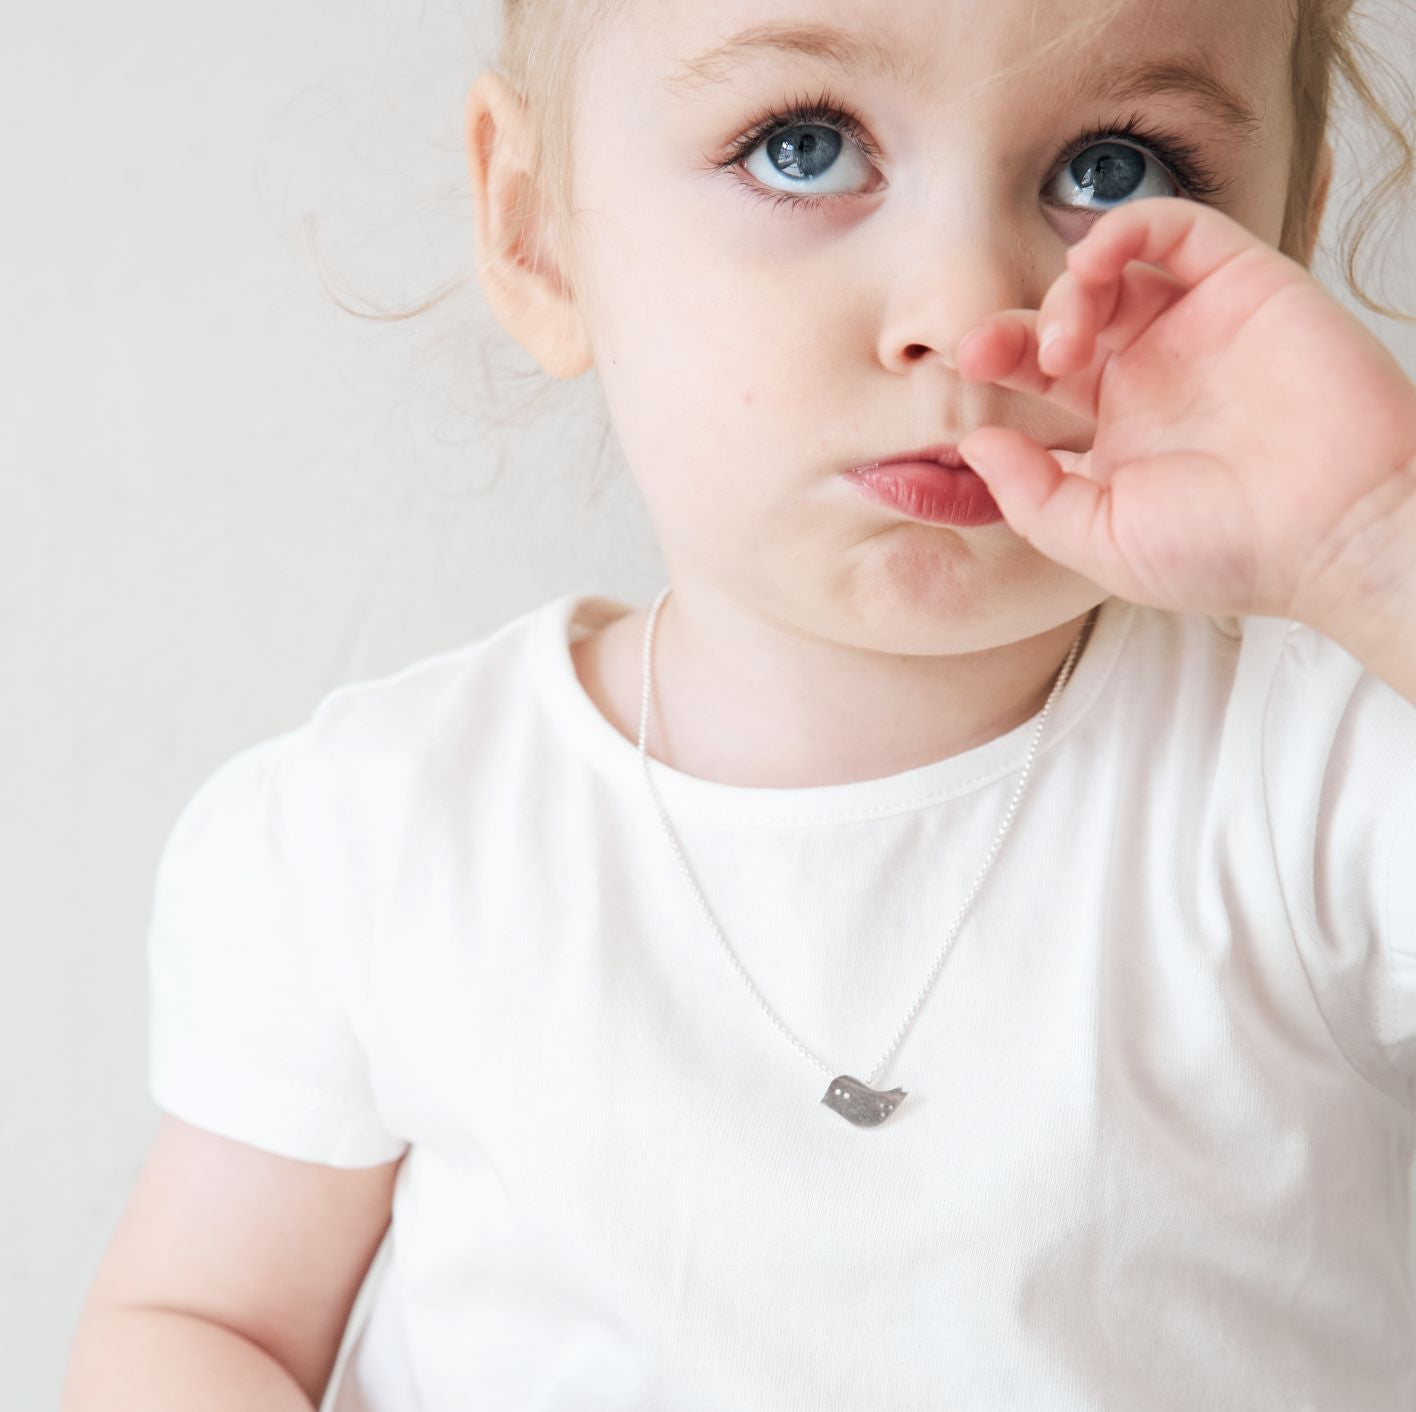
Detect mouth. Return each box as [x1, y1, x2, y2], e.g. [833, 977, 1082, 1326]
[842, 445, 1002, 527]
[850, 443, 972, 474]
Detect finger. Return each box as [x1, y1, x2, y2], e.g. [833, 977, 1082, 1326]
[956, 428, 1116, 582]
[1093, 261, 1188, 356]
[1036, 268, 1115, 377]
[955, 311, 1105, 422]
[955, 312, 1048, 391]
[1037, 259, 1188, 374]
[1066, 196, 1258, 294]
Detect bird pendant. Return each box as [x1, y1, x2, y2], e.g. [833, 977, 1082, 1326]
[821, 1074, 907, 1127]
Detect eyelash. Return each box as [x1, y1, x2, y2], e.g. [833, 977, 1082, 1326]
[711, 87, 1233, 213]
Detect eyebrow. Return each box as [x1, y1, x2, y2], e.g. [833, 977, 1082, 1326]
[662, 21, 918, 95]
[662, 21, 1262, 140]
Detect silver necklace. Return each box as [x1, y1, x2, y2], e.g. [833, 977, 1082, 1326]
[636, 585, 1096, 1128]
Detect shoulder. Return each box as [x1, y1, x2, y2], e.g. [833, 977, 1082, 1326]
[1081, 605, 1414, 826]
[309, 599, 550, 748]
[173, 596, 568, 872]
[1105, 603, 1410, 739]
[278, 595, 561, 797]
[1255, 614, 1416, 778]
[1093, 602, 1283, 736]
[1243, 616, 1416, 1097]
[1256, 615, 1416, 910]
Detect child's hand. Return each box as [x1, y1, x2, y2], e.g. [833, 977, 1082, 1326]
[955, 196, 1416, 631]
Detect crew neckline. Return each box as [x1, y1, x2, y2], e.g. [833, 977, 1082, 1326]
[535, 589, 1135, 826]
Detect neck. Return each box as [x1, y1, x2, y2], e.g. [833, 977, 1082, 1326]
[627, 584, 1101, 790]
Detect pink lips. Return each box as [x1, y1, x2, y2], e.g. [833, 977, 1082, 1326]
[844, 443, 1003, 527]
[852, 443, 972, 472]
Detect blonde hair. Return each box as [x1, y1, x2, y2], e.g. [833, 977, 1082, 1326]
[322, 0, 1413, 338]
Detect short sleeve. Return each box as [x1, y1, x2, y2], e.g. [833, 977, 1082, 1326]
[1263, 620, 1416, 1103]
[146, 730, 410, 1167]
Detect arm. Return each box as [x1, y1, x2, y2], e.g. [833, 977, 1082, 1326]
[60, 1115, 401, 1412]
[62, 1306, 316, 1412]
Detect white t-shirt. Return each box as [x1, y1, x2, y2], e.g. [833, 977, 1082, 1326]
[146, 589, 1416, 1411]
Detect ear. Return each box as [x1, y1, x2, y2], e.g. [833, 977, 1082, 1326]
[1301, 138, 1333, 268]
[464, 71, 594, 380]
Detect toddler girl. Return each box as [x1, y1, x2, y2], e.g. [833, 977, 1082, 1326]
[68, 0, 1416, 1408]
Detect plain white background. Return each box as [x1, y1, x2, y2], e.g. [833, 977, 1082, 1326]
[3, 3, 1414, 1407]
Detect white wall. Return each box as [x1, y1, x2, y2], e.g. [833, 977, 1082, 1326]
[4, 3, 1414, 1409]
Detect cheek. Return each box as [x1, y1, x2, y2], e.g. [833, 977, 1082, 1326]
[588, 285, 843, 563]
[588, 224, 838, 442]
[572, 177, 869, 506]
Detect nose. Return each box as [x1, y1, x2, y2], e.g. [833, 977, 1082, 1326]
[877, 219, 1039, 374]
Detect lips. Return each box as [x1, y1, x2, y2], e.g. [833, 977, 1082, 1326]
[844, 459, 1003, 527]
[852, 443, 972, 473]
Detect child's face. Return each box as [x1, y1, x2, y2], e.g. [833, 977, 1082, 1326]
[563, 0, 1295, 647]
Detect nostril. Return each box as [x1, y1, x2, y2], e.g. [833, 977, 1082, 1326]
[903, 344, 928, 361]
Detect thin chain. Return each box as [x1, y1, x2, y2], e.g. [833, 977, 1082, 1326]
[636, 585, 1094, 1088]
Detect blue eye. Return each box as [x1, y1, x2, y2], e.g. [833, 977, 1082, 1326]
[767, 125, 840, 180]
[1042, 122, 1230, 207]
[713, 99, 1229, 215]
[741, 120, 876, 196]
[1044, 139, 1178, 210]
[714, 94, 882, 208]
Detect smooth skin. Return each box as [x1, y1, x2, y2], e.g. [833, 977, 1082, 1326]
[63, 1116, 402, 1409]
[956, 196, 1416, 638]
[67, 0, 1413, 1401]
[466, 0, 1343, 790]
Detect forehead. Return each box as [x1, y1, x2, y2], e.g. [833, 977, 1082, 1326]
[604, 0, 1291, 117]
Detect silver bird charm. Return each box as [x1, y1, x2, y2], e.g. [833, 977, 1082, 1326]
[821, 1074, 907, 1127]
